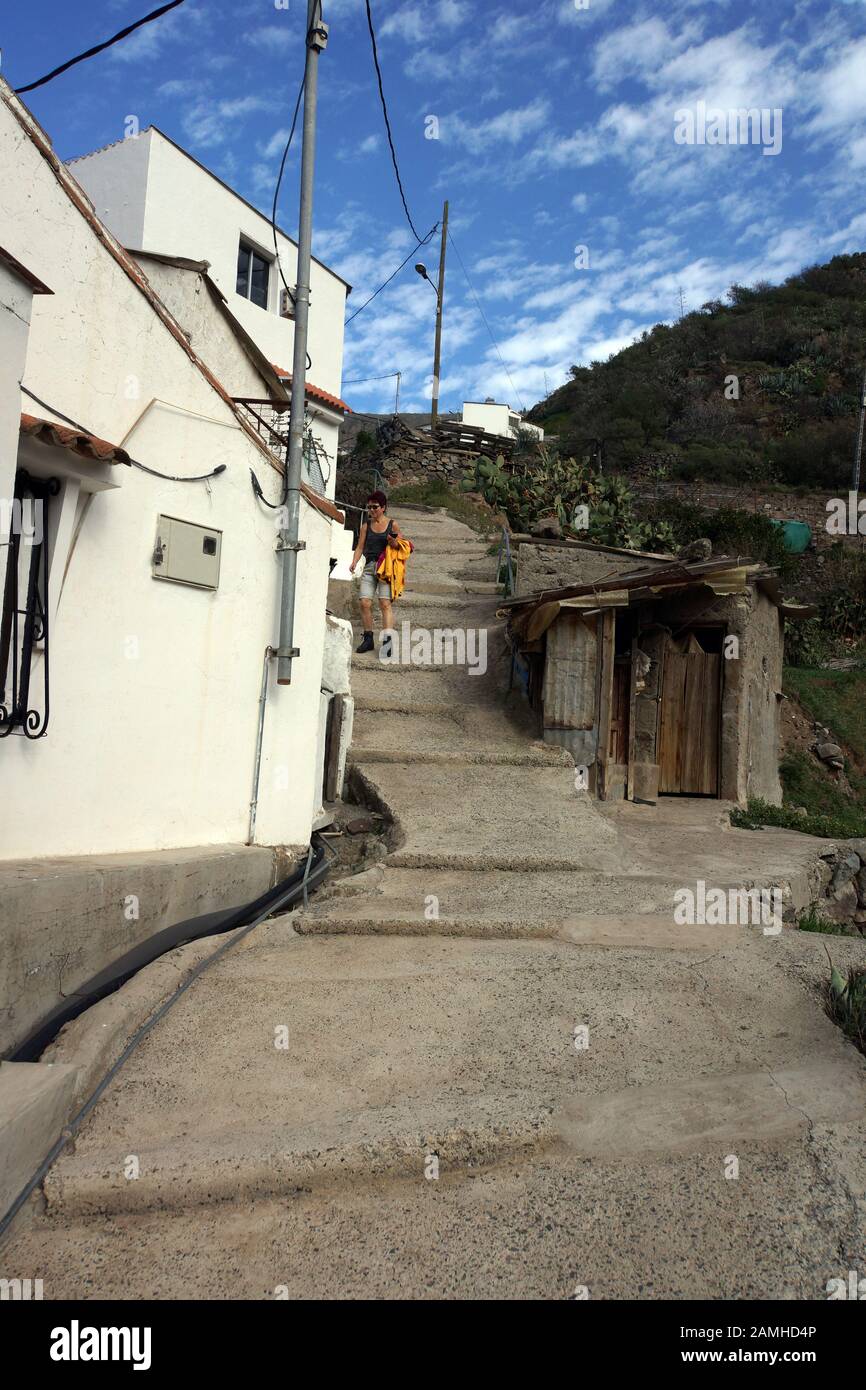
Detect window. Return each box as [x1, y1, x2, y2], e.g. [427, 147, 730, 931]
[236, 239, 270, 310]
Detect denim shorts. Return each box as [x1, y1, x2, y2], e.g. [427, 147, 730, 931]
[359, 569, 390, 600]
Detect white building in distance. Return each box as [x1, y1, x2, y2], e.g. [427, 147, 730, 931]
[462, 399, 544, 443]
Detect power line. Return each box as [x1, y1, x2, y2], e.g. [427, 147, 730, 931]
[342, 372, 401, 383]
[271, 74, 306, 314]
[345, 223, 438, 325]
[271, 1, 323, 315]
[448, 229, 526, 412]
[364, 0, 422, 241]
[15, 0, 187, 94]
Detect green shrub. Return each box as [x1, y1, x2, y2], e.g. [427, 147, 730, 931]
[652, 499, 794, 576]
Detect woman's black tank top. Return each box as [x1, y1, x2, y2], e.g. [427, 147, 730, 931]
[363, 518, 394, 562]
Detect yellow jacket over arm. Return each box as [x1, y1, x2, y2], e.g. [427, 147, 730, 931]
[376, 536, 414, 600]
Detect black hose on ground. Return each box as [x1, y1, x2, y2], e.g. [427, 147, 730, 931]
[9, 836, 331, 1064]
[0, 835, 332, 1238]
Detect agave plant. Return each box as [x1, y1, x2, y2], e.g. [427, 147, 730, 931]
[826, 951, 866, 1056]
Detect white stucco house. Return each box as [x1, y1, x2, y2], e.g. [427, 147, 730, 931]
[462, 399, 544, 443]
[68, 124, 352, 492]
[0, 79, 353, 866]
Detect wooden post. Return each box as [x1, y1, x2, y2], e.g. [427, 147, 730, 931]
[431, 200, 448, 425]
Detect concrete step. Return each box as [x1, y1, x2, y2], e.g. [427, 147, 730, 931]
[399, 590, 495, 609]
[400, 579, 501, 597]
[295, 906, 742, 947]
[348, 746, 569, 768]
[304, 864, 707, 929]
[350, 761, 627, 873]
[350, 707, 564, 767]
[40, 927, 866, 1220]
[350, 664, 510, 707]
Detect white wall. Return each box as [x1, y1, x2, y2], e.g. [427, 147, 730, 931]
[0, 262, 33, 605]
[131, 258, 342, 500]
[71, 128, 349, 398]
[132, 259, 270, 401]
[462, 400, 543, 442]
[463, 401, 510, 436]
[0, 85, 338, 859]
[65, 131, 150, 252]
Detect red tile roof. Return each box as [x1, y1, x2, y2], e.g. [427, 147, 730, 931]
[271, 365, 351, 414]
[20, 413, 130, 464]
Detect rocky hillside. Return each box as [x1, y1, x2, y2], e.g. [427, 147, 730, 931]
[529, 253, 866, 491]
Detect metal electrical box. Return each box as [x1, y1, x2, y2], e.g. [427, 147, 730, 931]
[152, 515, 222, 590]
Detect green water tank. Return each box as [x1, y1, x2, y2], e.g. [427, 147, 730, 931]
[770, 519, 812, 554]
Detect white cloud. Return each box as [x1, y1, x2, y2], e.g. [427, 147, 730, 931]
[382, 0, 466, 44]
[591, 17, 703, 93]
[181, 96, 274, 149]
[441, 99, 552, 155]
[244, 24, 296, 54]
[802, 36, 866, 135]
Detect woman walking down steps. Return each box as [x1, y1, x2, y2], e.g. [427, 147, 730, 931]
[350, 490, 405, 655]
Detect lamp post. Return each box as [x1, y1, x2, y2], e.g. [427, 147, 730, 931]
[415, 199, 448, 427]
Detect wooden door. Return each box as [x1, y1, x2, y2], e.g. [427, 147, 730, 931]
[609, 658, 630, 764]
[657, 644, 721, 795]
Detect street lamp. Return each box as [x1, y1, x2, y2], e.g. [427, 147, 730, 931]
[414, 262, 440, 302]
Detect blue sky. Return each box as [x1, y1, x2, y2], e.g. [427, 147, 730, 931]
[4, 0, 866, 413]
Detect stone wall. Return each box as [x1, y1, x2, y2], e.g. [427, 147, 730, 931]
[380, 442, 476, 490]
[810, 841, 866, 934]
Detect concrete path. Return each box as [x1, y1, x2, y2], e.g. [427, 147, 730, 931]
[7, 505, 866, 1300]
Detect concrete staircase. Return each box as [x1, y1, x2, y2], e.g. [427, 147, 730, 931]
[9, 505, 866, 1300]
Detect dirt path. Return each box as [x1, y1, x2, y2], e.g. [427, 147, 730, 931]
[7, 506, 866, 1300]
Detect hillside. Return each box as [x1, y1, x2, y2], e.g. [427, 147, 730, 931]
[528, 253, 866, 490]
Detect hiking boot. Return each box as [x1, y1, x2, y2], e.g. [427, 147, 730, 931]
[356, 631, 374, 654]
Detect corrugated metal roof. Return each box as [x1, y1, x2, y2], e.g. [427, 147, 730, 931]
[501, 556, 763, 612]
[20, 413, 130, 464]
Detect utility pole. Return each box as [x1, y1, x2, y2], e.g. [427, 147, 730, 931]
[276, 0, 328, 686]
[431, 199, 448, 426]
[853, 362, 866, 494]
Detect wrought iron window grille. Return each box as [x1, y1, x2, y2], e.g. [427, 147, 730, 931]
[0, 469, 60, 739]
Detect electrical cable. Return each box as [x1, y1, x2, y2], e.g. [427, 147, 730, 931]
[447, 229, 527, 412]
[342, 372, 402, 383]
[271, 73, 306, 315]
[15, 0, 187, 94]
[270, 5, 322, 352]
[21, 387, 226, 482]
[363, 0, 422, 241]
[345, 223, 438, 325]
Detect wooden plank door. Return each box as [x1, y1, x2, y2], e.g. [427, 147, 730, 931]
[609, 658, 630, 763]
[658, 647, 721, 795]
